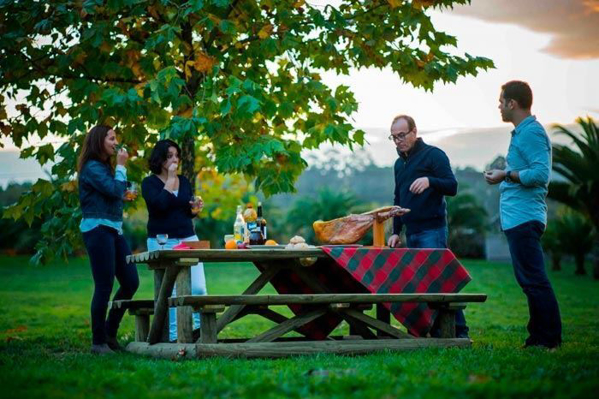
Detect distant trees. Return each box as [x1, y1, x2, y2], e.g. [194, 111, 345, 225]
[548, 117, 599, 279]
[447, 191, 488, 258]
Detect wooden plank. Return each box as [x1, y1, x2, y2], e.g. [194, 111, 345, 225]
[111, 299, 155, 310]
[199, 312, 218, 344]
[135, 314, 150, 342]
[247, 307, 328, 343]
[126, 338, 471, 359]
[128, 248, 328, 264]
[153, 268, 169, 342]
[172, 293, 488, 307]
[376, 304, 391, 337]
[176, 267, 193, 344]
[148, 266, 180, 344]
[215, 265, 280, 333]
[340, 308, 413, 339]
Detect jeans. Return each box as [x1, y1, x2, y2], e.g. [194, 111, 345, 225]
[147, 237, 207, 342]
[82, 226, 139, 345]
[406, 226, 469, 338]
[504, 221, 562, 347]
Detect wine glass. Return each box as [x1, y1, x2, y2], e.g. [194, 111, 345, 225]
[156, 234, 168, 251]
[190, 195, 203, 214]
[124, 182, 138, 201]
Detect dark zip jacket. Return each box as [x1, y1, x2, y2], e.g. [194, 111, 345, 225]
[392, 138, 457, 236]
[79, 160, 126, 221]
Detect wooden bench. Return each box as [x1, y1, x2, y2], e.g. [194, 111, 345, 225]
[111, 300, 154, 342]
[166, 293, 486, 346]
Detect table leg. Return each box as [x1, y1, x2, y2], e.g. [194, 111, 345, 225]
[153, 268, 168, 342]
[176, 267, 193, 343]
[148, 266, 180, 344]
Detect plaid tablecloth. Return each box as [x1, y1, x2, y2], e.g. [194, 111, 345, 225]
[257, 247, 471, 339]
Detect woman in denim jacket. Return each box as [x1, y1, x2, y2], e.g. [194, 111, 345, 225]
[78, 125, 139, 354]
[141, 139, 206, 342]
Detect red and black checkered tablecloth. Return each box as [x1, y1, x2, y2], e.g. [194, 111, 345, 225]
[257, 247, 471, 339]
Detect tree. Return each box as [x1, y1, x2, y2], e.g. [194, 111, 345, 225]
[548, 117, 599, 279]
[0, 0, 493, 263]
[541, 221, 563, 271]
[551, 210, 594, 275]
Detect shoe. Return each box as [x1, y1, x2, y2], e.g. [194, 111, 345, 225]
[105, 336, 124, 351]
[91, 344, 115, 355]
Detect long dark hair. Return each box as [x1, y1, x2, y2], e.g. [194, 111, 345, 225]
[148, 139, 181, 175]
[77, 125, 113, 173]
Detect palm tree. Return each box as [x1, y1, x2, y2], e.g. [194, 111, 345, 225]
[552, 210, 594, 275]
[541, 222, 563, 271]
[549, 116, 599, 279]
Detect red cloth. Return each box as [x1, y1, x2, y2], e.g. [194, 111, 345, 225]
[257, 247, 471, 339]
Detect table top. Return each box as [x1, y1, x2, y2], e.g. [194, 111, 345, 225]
[127, 248, 328, 264]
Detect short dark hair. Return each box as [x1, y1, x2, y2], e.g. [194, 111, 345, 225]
[391, 114, 416, 131]
[148, 139, 181, 175]
[501, 80, 533, 110]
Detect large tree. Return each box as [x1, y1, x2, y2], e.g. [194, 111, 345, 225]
[549, 117, 599, 279]
[0, 0, 493, 263]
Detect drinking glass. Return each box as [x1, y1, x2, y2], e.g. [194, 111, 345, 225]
[156, 234, 168, 251]
[124, 182, 138, 201]
[190, 195, 202, 213]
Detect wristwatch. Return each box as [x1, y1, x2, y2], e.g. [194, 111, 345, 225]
[504, 170, 513, 183]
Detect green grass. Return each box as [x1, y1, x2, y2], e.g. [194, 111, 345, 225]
[0, 255, 597, 398]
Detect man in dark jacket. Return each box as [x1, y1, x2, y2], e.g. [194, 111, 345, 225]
[387, 114, 469, 338]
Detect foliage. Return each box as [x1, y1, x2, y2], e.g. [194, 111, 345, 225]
[549, 209, 595, 275]
[541, 221, 563, 271]
[549, 116, 599, 278]
[1, 256, 599, 398]
[446, 190, 488, 258]
[0, 0, 494, 263]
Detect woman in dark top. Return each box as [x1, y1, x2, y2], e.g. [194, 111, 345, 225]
[141, 139, 206, 341]
[78, 125, 139, 354]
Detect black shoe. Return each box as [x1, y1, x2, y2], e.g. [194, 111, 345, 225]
[91, 344, 115, 355]
[105, 336, 124, 352]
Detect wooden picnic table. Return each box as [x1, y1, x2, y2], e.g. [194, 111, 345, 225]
[118, 248, 486, 358]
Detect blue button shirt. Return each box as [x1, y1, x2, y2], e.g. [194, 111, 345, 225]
[500, 115, 552, 230]
[80, 165, 127, 234]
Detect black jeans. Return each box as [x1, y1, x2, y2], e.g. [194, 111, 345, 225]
[82, 226, 139, 345]
[406, 226, 469, 338]
[504, 220, 562, 348]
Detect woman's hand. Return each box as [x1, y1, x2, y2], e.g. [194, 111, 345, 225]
[167, 162, 178, 179]
[190, 196, 204, 216]
[116, 148, 128, 166]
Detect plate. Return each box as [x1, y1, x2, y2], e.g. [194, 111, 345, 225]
[247, 245, 287, 249]
[319, 244, 363, 248]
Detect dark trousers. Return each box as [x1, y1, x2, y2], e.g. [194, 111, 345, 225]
[406, 226, 469, 338]
[82, 226, 139, 345]
[504, 221, 562, 348]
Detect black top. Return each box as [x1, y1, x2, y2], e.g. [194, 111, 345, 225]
[141, 174, 195, 239]
[392, 138, 458, 236]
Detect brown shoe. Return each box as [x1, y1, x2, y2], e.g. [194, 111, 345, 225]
[91, 344, 115, 355]
[105, 336, 123, 351]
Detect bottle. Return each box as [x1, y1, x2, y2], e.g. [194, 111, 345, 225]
[233, 205, 245, 242]
[244, 203, 258, 240]
[257, 201, 267, 240]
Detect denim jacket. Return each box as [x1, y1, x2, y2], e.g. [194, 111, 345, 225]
[79, 160, 126, 221]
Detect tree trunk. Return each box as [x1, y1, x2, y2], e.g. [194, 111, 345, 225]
[574, 253, 586, 275]
[551, 254, 561, 271]
[181, 134, 196, 193]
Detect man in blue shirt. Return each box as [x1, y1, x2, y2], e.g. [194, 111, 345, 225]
[387, 115, 469, 338]
[484, 81, 562, 349]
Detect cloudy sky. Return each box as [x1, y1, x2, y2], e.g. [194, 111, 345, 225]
[1, 0, 598, 185]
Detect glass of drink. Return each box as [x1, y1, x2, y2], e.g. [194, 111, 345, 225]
[156, 234, 168, 251]
[124, 182, 138, 201]
[190, 195, 203, 213]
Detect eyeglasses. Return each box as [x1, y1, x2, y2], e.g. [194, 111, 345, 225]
[388, 131, 413, 142]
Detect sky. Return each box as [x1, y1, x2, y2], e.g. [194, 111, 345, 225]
[1, 0, 598, 185]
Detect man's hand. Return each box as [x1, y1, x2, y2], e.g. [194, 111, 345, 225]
[484, 169, 506, 185]
[388, 234, 401, 248]
[116, 148, 128, 166]
[409, 177, 430, 194]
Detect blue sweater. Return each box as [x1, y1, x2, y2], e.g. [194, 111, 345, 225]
[141, 174, 196, 239]
[392, 138, 458, 236]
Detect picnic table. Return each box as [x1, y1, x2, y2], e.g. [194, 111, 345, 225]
[115, 247, 486, 358]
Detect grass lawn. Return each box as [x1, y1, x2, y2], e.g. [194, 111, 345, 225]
[0, 255, 598, 398]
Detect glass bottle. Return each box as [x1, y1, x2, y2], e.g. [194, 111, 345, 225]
[233, 205, 245, 242]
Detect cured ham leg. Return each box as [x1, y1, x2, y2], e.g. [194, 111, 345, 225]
[313, 206, 410, 244]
